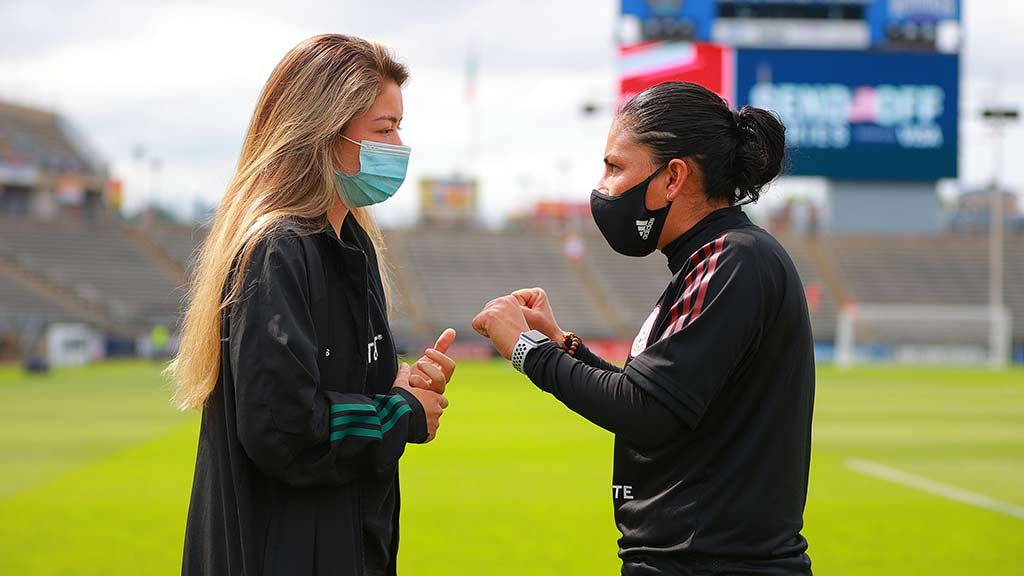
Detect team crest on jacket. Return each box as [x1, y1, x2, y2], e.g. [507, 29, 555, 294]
[632, 305, 660, 358]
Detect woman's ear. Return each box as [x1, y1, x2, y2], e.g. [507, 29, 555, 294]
[665, 158, 690, 202]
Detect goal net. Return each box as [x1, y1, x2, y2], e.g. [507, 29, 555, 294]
[835, 304, 1013, 369]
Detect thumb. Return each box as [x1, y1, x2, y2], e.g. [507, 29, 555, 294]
[433, 328, 457, 354]
[472, 312, 490, 338]
[511, 288, 538, 308]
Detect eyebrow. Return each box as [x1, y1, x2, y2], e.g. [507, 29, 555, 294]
[372, 115, 401, 123]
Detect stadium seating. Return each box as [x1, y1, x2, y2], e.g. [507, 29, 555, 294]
[3, 212, 1023, 355]
[774, 234, 840, 342]
[826, 234, 1024, 340]
[0, 270, 82, 327]
[388, 226, 617, 343]
[0, 216, 184, 334]
[577, 224, 673, 337]
[145, 223, 206, 272]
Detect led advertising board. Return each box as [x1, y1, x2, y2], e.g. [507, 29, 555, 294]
[735, 49, 958, 180]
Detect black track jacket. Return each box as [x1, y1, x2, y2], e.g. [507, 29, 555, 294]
[182, 213, 428, 576]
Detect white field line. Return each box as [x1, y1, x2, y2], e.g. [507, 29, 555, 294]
[845, 458, 1024, 520]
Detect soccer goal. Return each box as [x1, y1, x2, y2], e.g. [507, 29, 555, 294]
[834, 304, 1014, 369]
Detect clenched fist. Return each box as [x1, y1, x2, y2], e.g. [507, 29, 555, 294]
[472, 295, 529, 360]
[512, 287, 564, 343]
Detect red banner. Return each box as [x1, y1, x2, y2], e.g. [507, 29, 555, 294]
[619, 42, 734, 106]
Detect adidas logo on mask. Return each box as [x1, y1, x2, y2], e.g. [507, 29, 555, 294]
[636, 218, 655, 240]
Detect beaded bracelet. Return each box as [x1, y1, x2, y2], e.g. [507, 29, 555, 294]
[561, 331, 580, 357]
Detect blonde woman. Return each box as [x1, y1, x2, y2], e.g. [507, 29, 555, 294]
[168, 34, 456, 576]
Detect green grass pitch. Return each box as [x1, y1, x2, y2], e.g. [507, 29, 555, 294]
[1, 359, 1022, 574]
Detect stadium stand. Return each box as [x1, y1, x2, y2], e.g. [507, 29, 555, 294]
[143, 222, 206, 272]
[775, 234, 841, 342]
[3, 213, 1024, 360]
[0, 216, 185, 335]
[826, 234, 1024, 341]
[0, 100, 107, 218]
[577, 224, 673, 338]
[389, 226, 618, 343]
[0, 262, 84, 326]
[1, 89, 1021, 362]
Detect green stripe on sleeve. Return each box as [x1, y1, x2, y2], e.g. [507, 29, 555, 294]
[330, 403, 377, 414]
[373, 394, 403, 409]
[378, 399, 407, 423]
[330, 427, 383, 442]
[330, 414, 380, 428]
[380, 404, 412, 434]
[374, 394, 404, 417]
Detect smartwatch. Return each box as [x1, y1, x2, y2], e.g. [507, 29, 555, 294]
[511, 330, 550, 373]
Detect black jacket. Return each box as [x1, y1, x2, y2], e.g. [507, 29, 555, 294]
[524, 208, 814, 574]
[182, 213, 427, 576]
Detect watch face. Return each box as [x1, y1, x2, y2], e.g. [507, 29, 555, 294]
[523, 330, 549, 345]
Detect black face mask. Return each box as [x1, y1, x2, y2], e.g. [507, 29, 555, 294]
[590, 165, 670, 257]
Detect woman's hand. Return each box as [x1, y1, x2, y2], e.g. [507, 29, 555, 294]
[512, 287, 563, 343]
[409, 328, 457, 394]
[392, 363, 448, 442]
[472, 295, 529, 360]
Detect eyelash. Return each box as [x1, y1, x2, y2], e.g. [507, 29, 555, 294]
[379, 126, 402, 135]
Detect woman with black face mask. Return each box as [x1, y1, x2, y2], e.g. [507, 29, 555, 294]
[473, 81, 815, 575]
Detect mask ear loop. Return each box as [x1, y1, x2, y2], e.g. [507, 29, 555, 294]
[649, 163, 673, 205]
[647, 163, 668, 185]
[335, 135, 363, 176]
[638, 163, 666, 190]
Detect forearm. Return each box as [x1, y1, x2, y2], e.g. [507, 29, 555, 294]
[237, 387, 425, 487]
[523, 342, 680, 448]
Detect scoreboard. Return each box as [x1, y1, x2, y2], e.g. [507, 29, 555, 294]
[620, 0, 961, 51]
[618, 0, 961, 181]
[737, 49, 957, 180]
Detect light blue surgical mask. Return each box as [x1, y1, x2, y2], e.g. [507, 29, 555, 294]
[333, 135, 411, 208]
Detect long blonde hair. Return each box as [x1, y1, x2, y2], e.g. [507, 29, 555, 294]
[167, 34, 407, 410]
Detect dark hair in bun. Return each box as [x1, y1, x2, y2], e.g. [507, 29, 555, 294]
[617, 81, 786, 205]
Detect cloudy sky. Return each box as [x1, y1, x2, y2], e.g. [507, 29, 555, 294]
[1, 0, 1021, 226]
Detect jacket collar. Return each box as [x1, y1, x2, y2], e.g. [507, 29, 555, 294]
[319, 212, 367, 254]
[661, 206, 749, 275]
